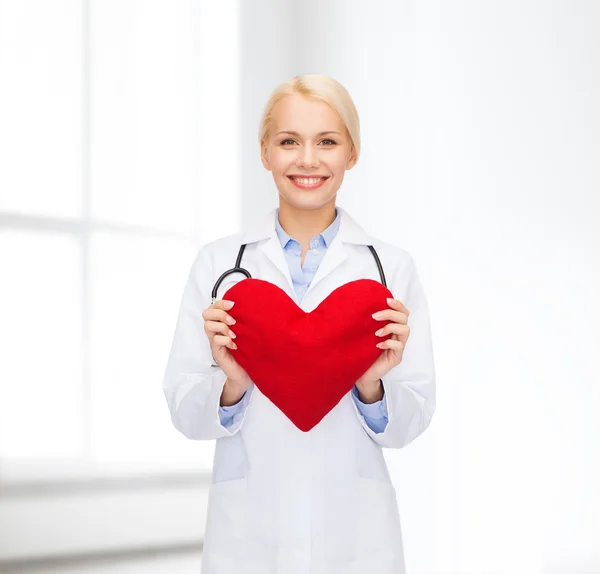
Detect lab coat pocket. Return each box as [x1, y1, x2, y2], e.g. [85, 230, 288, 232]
[355, 477, 403, 557]
[212, 434, 250, 483]
[202, 477, 248, 567]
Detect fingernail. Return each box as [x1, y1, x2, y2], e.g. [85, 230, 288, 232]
[386, 298, 395, 305]
[232, 342, 238, 350]
[229, 330, 236, 339]
[372, 312, 381, 319]
[226, 316, 236, 325]
[375, 328, 384, 336]
[225, 301, 235, 309]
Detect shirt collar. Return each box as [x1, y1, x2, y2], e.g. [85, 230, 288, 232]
[275, 207, 341, 250]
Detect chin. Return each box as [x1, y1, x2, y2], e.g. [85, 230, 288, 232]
[280, 196, 338, 211]
[278, 181, 339, 204]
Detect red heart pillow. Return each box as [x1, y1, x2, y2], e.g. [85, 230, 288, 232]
[222, 278, 394, 431]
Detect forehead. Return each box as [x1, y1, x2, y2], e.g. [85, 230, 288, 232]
[271, 94, 345, 134]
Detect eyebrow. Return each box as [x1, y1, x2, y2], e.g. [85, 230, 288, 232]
[275, 130, 342, 137]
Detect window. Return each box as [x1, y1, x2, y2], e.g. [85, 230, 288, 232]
[0, 0, 241, 480]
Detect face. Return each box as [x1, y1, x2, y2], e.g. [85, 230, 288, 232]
[260, 94, 357, 211]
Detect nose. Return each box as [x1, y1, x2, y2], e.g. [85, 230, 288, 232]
[296, 146, 320, 169]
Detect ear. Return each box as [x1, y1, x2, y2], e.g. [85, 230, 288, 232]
[346, 144, 358, 170]
[260, 140, 271, 171]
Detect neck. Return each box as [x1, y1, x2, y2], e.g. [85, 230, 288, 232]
[278, 200, 337, 249]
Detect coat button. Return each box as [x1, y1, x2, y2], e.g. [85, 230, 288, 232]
[312, 249, 318, 255]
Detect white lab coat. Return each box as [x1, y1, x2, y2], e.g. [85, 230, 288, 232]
[162, 205, 436, 574]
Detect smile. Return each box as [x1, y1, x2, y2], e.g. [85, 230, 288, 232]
[287, 176, 329, 189]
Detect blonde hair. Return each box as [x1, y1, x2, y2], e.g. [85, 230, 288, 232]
[258, 74, 361, 162]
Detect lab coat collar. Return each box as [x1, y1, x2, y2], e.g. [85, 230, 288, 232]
[240, 205, 373, 246]
[240, 205, 374, 304]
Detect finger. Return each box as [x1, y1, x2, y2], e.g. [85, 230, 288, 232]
[212, 299, 235, 310]
[204, 320, 236, 339]
[203, 298, 235, 318]
[376, 338, 405, 352]
[214, 334, 237, 350]
[375, 323, 409, 340]
[202, 307, 237, 326]
[372, 309, 409, 324]
[387, 298, 410, 316]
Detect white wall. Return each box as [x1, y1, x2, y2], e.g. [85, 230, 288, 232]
[415, 2, 599, 572]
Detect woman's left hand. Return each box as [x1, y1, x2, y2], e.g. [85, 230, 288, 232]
[356, 297, 411, 394]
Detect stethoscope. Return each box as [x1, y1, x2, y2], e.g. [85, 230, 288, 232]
[211, 243, 387, 304]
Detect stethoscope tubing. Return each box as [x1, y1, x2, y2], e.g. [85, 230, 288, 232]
[211, 243, 386, 305]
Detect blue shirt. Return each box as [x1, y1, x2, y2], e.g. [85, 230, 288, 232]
[219, 207, 389, 432]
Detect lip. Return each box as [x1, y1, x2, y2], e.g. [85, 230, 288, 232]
[286, 175, 330, 190]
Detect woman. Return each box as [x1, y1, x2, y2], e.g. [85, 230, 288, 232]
[162, 74, 436, 574]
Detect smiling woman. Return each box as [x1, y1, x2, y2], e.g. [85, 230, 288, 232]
[162, 74, 436, 574]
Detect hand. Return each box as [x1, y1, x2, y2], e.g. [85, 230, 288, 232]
[356, 297, 410, 390]
[202, 299, 251, 392]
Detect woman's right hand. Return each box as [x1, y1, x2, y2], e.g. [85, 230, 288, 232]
[202, 299, 251, 393]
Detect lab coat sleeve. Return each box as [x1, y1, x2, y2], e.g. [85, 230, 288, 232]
[351, 254, 436, 448]
[351, 385, 389, 433]
[162, 245, 255, 440]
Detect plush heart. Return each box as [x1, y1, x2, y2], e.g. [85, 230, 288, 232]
[222, 278, 394, 431]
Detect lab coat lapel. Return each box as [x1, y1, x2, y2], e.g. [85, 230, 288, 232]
[241, 208, 296, 299]
[302, 235, 347, 300]
[304, 207, 373, 300]
[260, 233, 296, 297]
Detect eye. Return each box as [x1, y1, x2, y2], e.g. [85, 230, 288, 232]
[280, 138, 296, 145]
[321, 139, 337, 146]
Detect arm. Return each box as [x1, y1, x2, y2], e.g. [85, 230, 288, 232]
[162, 246, 254, 440]
[351, 255, 436, 448]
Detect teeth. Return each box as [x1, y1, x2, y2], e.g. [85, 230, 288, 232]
[291, 177, 326, 184]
